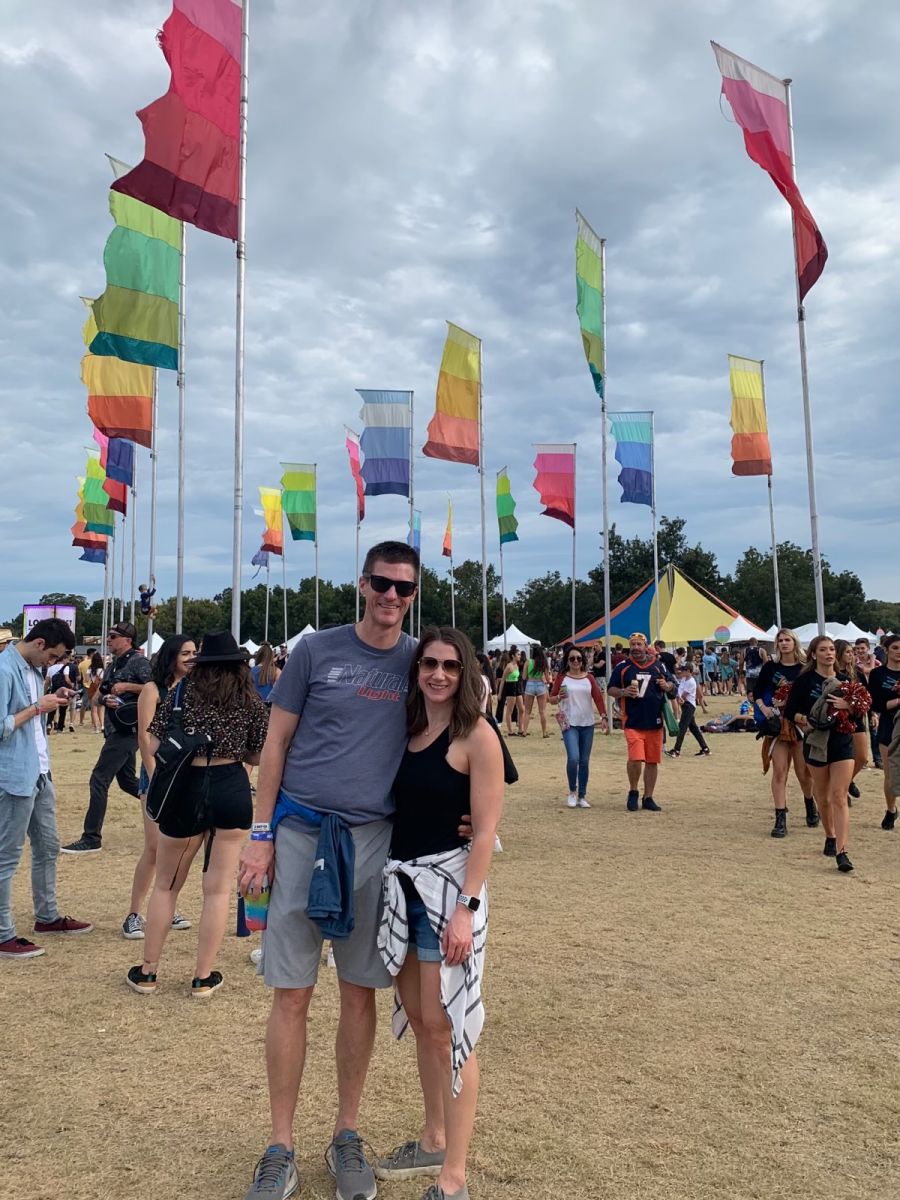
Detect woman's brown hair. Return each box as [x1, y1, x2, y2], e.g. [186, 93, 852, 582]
[834, 639, 856, 681]
[254, 642, 278, 686]
[407, 626, 485, 741]
[189, 661, 259, 711]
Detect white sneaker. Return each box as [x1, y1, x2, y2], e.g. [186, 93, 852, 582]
[566, 795, 578, 808]
[171, 911, 192, 931]
[249, 946, 262, 965]
[577, 798, 591, 809]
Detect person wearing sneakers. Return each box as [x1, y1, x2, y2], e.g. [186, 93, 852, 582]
[121, 634, 197, 941]
[549, 647, 606, 808]
[665, 662, 710, 758]
[868, 632, 900, 831]
[607, 632, 675, 812]
[62, 621, 151, 854]
[0, 618, 92, 958]
[126, 631, 268, 998]
[237, 541, 422, 1200]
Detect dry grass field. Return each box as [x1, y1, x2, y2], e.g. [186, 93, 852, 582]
[3, 704, 899, 1200]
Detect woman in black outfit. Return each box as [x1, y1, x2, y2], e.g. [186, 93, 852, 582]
[784, 636, 855, 872]
[868, 632, 900, 830]
[377, 627, 503, 1200]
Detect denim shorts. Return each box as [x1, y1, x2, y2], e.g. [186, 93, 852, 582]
[405, 891, 442, 962]
[524, 680, 547, 696]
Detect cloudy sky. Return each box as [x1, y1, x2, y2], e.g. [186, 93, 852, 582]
[2, 0, 897, 629]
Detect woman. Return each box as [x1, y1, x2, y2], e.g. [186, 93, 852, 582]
[549, 646, 607, 808]
[868, 632, 900, 830]
[86, 651, 104, 732]
[719, 651, 736, 695]
[122, 634, 196, 940]
[521, 645, 552, 737]
[835, 640, 868, 797]
[475, 652, 494, 714]
[126, 631, 269, 997]
[250, 641, 281, 705]
[784, 636, 858, 872]
[376, 627, 503, 1200]
[754, 629, 818, 839]
[498, 648, 524, 736]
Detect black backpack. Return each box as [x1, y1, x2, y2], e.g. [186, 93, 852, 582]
[145, 682, 213, 825]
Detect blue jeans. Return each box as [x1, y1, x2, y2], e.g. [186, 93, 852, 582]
[0, 775, 61, 942]
[562, 725, 595, 798]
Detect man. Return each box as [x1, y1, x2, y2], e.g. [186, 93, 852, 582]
[0, 629, 15, 654]
[239, 540, 422, 1200]
[0, 618, 92, 958]
[743, 637, 768, 699]
[62, 621, 151, 854]
[608, 632, 675, 812]
[653, 640, 676, 674]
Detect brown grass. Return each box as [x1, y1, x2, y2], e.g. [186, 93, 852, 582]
[3, 703, 899, 1200]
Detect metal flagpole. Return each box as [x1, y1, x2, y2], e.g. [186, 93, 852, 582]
[784, 78, 825, 634]
[759, 359, 783, 629]
[101, 548, 110, 651]
[108, 512, 117, 628]
[264, 557, 270, 643]
[417, 562, 422, 639]
[448, 495, 456, 626]
[175, 223, 187, 633]
[119, 509, 127, 621]
[478, 342, 488, 652]
[314, 463, 320, 631]
[355, 515, 360, 622]
[129, 460, 137, 625]
[498, 470, 507, 649]
[600, 240, 612, 732]
[146, 371, 159, 649]
[408, 390, 415, 636]
[282, 532, 288, 645]
[571, 443, 577, 640]
[230, 0, 250, 640]
[650, 412, 660, 642]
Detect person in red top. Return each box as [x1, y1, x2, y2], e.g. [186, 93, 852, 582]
[549, 647, 606, 809]
[607, 633, 676, 812]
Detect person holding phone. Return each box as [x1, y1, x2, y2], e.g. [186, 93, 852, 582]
[549, 646, 606, 808]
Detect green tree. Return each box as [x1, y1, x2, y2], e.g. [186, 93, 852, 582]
[723, 542, 866, 628]
[508, 572, 602, 645]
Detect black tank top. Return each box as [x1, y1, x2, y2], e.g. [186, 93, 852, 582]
[391, 728, 470, 862]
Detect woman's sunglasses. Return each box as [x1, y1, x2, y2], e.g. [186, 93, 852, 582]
[419, 656, 463, 676]
[568, 655, 584, 663]
[363, 573, 417, 598]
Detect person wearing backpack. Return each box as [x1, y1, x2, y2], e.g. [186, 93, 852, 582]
[127, 631, 269, 998]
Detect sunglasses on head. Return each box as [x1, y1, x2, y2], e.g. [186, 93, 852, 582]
[363, 573, 417, 598]
[419, 655, 462, 675]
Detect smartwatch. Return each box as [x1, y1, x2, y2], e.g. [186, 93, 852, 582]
[457, 893, 480, 912]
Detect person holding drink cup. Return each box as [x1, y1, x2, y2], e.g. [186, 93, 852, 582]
[549, 645, 607, 809]
[607, 633, 676, 813]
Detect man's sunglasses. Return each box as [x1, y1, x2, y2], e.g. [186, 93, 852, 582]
[363, 573, 417, 598]
[418, 656, 462, 676]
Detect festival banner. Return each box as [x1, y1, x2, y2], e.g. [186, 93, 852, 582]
[496, 469, 519, 544]
[82, 455, 115, 534]
[279, 463, 316, 542]
[423, 323, 480, 466]
[532, 444, 575, 528]
[357, 391, 411, 497]
[258, 486, 283, 554]
[81, 302, 153, 447]
[442, 498, 453, 558]
[608, 413, 654, 506]
[90, 159, 180, 369]
[711, 42, 827, 299]
[112, 0, 242, 240]
[575, 210, 605, 396]
[344, 427, 366, 520]
[79, 548, 108, 565]
[728, 356, 772, 476]
[408, 509, 422, 554]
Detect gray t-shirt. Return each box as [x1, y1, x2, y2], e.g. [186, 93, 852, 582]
[271, 623, 416, 825]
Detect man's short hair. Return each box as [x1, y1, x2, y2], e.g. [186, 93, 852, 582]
[362, 540, 420, 577]
[25, 618, 76, 651]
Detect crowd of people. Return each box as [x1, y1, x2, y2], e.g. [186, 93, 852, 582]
[0, 572, 897, 1200]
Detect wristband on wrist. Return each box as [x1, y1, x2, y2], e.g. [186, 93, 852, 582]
[250, 831, 274, 842]
[251, 821, 272, 832]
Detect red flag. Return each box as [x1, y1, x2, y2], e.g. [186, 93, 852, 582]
[712, 42, 827, 299]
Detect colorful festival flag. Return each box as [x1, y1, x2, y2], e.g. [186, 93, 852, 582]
[711, 42, 827, 299]
[357, 391, 411, 497]
[344, 427, 366, 521]
[496, 470, 519, 544]
[408, 509, 422, 554]
[442, 499, 453, 558]
[258, 486, 283, 554]
[532, 444, 576, 528]
[78, 548, 108, 565]
[608, 413, 654, 506]
[112, 0, 242, 240]
[423, 324, 480, 466]
[728, 355, 772, 476]
[80, 457, 115, 535]
[250, 548, 269, 577]
[575, 210, 605, 396]
[279, 463, 316, 542]
[90, 159, 180, 369]
[81, 300, 154, 447]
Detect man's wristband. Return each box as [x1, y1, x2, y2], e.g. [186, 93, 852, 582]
[32, 702, 41, 717]
[250, 830, 274, 842]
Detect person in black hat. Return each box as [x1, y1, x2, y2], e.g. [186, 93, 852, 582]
[127, 630, 269, 998]
[62, 621, 152, 854]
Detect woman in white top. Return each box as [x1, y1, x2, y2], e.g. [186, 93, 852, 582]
[549, 646, 607, 808]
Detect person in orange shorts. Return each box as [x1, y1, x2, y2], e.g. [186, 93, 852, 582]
[607, 633, 676, 812]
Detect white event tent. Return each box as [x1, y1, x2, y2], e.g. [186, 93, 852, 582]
[486, 624, 541, 651]
[286, 624, 316, 653]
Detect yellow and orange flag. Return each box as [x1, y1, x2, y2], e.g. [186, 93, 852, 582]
[728, 355, 772, 476]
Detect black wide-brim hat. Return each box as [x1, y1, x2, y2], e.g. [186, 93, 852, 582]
[194, 631, 250, 664]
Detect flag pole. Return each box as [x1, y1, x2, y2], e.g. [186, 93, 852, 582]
[600, 239, 612, 730]
[108, 512, 117, 631]
[478, 342, 488, 652]
[175, 223, 187, 633]
[497, 469, 507, 649]
[759, 359, 783, 630]
[146, 370, 159, 649]
[408, 389, 415, 635]
[264, 556, 270, 643]
[129, 459, 138, 626]
[355, 513, 360, 622]
[650, 411, 660, 641]
[448, 494, 456, 626]
[230, 0, 250, 640]
[100, 544, 110, 650]
[571, 443, 577, 641]
[119, 509, 127, 622]
[282, 528, 288, 645]
[784, 78, 825, 634]
[314, 463, 320, 631]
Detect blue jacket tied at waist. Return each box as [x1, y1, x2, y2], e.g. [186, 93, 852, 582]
[274, 788, 355, 939]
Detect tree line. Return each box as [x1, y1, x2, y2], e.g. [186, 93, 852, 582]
[15, 516, 898, 649]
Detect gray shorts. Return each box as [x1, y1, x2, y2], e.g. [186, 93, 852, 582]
[261, 817, 392, 991]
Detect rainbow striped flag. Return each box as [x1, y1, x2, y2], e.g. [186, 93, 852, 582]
[532, 444, 575, 528]
[442, 499, 453, 558]
[496, 470, 519, 544]
[259, 486, 283, 554]
[280, 463, 316, 542]
[423, 323, 480, 466]
[408, 509, 421, 554]
[728, 355, 772, 476]
[357, 391, 410, 497]
[575, 211, 604, 397]
[608, 413, 653, 506]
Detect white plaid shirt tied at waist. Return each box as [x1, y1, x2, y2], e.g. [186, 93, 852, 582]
[378, 846, 488, 1097]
